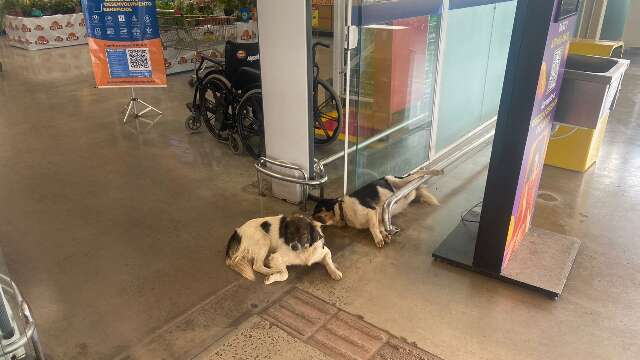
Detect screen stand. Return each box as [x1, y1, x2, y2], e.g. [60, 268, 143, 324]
[123, 88, 162, 124]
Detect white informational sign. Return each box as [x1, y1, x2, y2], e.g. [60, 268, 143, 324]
[3, 14, 87, 50]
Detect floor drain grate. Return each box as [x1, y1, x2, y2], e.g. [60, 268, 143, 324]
[262, 288, 443, 360]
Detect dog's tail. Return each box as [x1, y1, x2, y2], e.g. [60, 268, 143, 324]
[391, 169, 444, 188]
[225, 230, 255, 281]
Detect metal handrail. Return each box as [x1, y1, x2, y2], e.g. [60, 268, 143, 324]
[255, 157, 328, 209]
[0, 274, 45, 358]
[382, 130, 495, 235]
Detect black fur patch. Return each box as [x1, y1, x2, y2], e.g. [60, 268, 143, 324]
[309, 223, 321, 246]
[260, 221, 271, 234]
[350, 178, 394, 209]
[225, 230, 241, 259]
[312, 198, 339, 216]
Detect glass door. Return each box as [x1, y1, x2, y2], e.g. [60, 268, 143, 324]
[432, 1, 518, 156]
[346, 0, 445, 192]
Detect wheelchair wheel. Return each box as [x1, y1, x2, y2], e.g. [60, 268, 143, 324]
[313, 79, 343, 145]
[236, 89, 265, 160]
[200, 77, 231, 142]
[185, 115, 202, 131]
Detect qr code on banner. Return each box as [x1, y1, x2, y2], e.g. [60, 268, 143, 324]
[126, 48, 151, 71]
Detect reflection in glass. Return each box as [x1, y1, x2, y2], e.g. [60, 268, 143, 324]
[349, 2, 442, 191]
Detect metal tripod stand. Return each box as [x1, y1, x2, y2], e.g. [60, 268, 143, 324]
[122, 87, 162, 124]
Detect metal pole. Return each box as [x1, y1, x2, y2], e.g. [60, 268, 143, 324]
[131, 87, 137, 116]
[428, 0, 450, 159]
[342, 0, 354, 195]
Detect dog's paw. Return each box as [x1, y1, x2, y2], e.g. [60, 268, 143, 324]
[382, 232, 392, 243]
[374, 238, 385, 248]
[265, 271, 288, 285]
[330, 269, 343, 281]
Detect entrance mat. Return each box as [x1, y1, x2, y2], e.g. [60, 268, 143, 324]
[262, 288, 443, 360]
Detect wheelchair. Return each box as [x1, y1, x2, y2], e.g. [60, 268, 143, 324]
[186, 41, 265, 159]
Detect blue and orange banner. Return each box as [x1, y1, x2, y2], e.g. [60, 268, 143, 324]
[81, 0, 166, 87]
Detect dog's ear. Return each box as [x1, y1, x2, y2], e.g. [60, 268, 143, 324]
[312, 198, 339, 215]
[278, 215, 287, 241]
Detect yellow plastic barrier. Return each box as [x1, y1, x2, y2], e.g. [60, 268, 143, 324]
[545, 113, 609, 172]
[568, 40, 624, 58]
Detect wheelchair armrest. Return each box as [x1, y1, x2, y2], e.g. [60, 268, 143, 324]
[237, 66, 261, 78]
[201, 55, 224, 66]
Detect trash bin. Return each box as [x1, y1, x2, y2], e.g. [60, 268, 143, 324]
[545, 54, 630, 172]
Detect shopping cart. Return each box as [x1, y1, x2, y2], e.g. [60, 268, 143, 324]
[158, 13, 236, 78]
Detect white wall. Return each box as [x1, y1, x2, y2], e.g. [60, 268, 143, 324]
[623, 0, 640, 47]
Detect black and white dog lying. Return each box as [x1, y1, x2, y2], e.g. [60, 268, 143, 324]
[225, 214, 342, 284]
[312, 169, 443, 247]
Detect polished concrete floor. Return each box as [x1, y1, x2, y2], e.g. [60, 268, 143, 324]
[1, 39, 640, 360]
[0, 41, 300, 359]
[293, 54, 640, 360]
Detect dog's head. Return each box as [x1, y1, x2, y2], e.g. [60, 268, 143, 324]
[281, 215, 324, 251]
[312, 198, 340, 225]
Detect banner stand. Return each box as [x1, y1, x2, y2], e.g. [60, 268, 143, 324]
[432, 0, 581, 300]
[122, 88, 162, 124]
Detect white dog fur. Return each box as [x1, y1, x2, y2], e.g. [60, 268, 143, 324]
[225, 214, 342, 284]
[313, 169, 443, 247]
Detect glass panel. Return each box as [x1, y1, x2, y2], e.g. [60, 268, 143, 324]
[312, 0, 348, 198]
[435, 1, 517, 154]
[348, 0, 443, 191]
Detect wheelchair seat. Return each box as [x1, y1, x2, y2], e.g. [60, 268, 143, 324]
[236, 67, 261, 90]
[225, 41, 261, 90]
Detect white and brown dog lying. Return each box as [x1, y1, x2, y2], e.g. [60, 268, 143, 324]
[225, 214, 342, 284]
[312, 169, 443, 247]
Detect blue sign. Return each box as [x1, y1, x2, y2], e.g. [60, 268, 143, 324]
[81, 0, 166, 87]
[82, 0, 160, 42]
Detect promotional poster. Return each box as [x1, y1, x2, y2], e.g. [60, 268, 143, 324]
[4, 14, 87, 50]
[502, 0, 577, 268]
[81, 0, 167, 87]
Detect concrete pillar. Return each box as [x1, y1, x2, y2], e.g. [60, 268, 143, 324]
[257, 0, 314, 203]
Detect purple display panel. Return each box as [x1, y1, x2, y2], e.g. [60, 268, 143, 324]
[502, 0, 577, 269]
